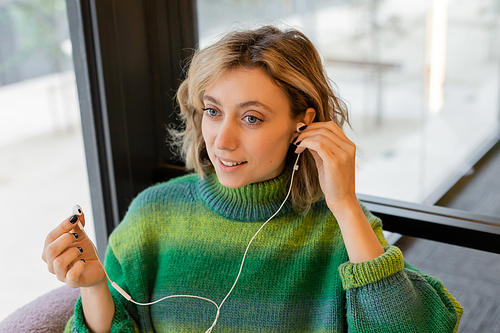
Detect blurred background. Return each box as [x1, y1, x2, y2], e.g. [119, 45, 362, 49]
[0, 0, 94, 321]
[196, 0, 500, 203]
[1, 0, 499, 323]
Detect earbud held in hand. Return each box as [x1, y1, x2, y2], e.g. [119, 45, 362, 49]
[73, 204, 83, 216]
[72, 204, 84, 230]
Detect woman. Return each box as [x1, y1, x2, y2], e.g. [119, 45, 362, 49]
[42, 25, 462, 332]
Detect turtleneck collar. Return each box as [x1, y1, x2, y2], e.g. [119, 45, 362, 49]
[197, 169, 294, 222]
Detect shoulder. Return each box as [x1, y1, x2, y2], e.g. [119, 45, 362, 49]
[128, 173, 200, 210]
[108, 173, 201, 244]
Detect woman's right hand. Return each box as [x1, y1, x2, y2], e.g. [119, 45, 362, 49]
[42, 206, 106, 289]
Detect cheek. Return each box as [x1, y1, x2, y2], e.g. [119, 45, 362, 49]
[201, 119, 212, 147]
[261, 137, 289, 164]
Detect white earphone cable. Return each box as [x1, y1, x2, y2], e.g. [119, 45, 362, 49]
[91, 153, 301, 333]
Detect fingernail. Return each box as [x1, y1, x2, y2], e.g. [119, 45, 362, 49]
[72, 204, 83, 216]
[291, 136, 299, 144]
[77, 247, 83, 253]
[69, 215, 78, 224]
[294, 141, 302, 146]
[72, 233, 78, 239]
[298, 125, 307, 131]
[80, 259, 85, 263]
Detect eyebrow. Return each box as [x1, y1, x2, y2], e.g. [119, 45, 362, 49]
[237, 101, 274, 113]
[203, 95, 274, 113]
[203, 95, 221, 105]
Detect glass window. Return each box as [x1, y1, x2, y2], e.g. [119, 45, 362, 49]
[0, 0, 95, 320]
[194, 4, 500, 330]
[196, 0, 500, 214]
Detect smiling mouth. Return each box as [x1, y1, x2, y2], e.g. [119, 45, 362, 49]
[220, 159, 247, 167]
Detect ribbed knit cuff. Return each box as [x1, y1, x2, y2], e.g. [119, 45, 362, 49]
[72, 297, 90, 333]
[338, 245, 404, 290]
[72, 294, 135, 332]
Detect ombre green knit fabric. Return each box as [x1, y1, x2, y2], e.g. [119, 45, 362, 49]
[66, 171, 462, 332]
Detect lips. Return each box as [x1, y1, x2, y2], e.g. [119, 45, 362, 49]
[220, 160, 245, 167]
[217, 157, 247, 168]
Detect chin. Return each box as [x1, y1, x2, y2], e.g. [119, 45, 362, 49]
[217, 175, 249, 189]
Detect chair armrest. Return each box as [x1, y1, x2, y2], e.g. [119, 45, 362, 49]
[0, 285, 80, 333]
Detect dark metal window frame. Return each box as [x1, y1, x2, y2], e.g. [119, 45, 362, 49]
[360, 194, 500, 254]
[66, 0, 500, 258]
[66, 0, 196, 258]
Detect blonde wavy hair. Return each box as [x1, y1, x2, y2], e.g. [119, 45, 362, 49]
[170, 25, 350, 213]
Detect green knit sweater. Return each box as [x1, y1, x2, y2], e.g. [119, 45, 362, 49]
[66, 171, 462, 332]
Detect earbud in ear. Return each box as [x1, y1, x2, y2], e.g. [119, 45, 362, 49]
[296, 122, 306, 133]
[291, 122, 306, 144]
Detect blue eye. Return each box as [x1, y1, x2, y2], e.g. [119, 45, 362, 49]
[244, 115, 262, 124]
[203, 108, 218, 117]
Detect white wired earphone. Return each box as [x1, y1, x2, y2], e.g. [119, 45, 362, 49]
[73, 122, 306, 333]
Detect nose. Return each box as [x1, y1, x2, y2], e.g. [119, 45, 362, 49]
[214, 119, 238, 151]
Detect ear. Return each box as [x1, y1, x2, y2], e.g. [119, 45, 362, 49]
[303, 108, 316, 125]
[290, 108, 317, 143]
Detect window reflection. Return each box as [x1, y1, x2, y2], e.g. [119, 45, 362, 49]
[196, 0, 500, 204]
[0, 0, 93, 321]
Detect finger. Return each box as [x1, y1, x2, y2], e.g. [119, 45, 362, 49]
[43, 214, 80, 249]
[53, 246, 84, 282]
[65, 259, 86, 288]
[45, 231, 82, 272]
[300, 129, 350, 154]
[42, 205, 86, 260]
[296, 136, 354, 169]
[295, 137, 338, 164]
[307, 121, 351, 142]
[296, 122, 356, 150]
[309, 149, 324, 168]
[296, 122, 355, 150]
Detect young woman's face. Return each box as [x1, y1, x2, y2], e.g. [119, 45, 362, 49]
[202, 67, 296, 188]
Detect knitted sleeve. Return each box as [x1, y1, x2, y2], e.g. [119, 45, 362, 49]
[337, 204, 463, 333]
[62, 191, 156, 333]
[62, 244, 139, 333]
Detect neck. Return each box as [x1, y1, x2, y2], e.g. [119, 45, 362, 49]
[198, 170, 293, 222]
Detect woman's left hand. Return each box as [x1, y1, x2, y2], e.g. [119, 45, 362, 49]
[294, 121, 385, 263]
[293, 121, 357, 214]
